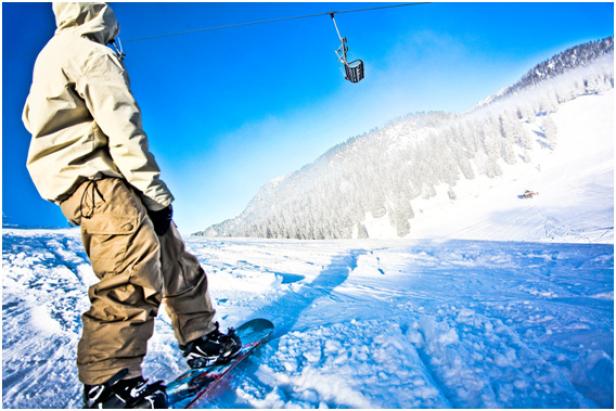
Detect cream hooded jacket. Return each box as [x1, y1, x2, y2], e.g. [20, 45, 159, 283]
[22, 2, 173, 211]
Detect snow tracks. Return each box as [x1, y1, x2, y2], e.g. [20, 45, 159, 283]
[2, 232, 613, 408]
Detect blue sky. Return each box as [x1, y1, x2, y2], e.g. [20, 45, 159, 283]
[2, 2, 613, 232]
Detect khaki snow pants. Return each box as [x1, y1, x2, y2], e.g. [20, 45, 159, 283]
[59, 177, 216, 385]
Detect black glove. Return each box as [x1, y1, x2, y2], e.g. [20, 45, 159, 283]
[148, 205, 173, 236]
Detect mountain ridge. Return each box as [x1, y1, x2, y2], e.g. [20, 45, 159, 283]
[195, 37, 614, 240]
[477, 36, 613, 107]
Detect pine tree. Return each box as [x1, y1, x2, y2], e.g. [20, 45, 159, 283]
[542, 116, 558, 149]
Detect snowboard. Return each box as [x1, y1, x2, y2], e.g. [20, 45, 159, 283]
[167, 318, 274, 409]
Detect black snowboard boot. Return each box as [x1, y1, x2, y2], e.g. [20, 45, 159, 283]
[83, 369, 168, 409]
[180, 322, 242, 369]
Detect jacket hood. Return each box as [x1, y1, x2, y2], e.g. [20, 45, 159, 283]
[53, 2, 119, 44]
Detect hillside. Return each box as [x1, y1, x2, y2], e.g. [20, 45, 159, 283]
[480, 36, 613, 106]
[196, 37, 613, 241]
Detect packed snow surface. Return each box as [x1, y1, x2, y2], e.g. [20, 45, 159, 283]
[2, 230, 613, 408]
[405, 90, 614, 243]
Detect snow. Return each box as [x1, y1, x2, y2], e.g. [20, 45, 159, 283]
[404, 90, 614, 244]
[2, 232, 613, 408]
[200, 51, 613, 241]
[2, 37, 613, 410]
[29, 304, 63, 335]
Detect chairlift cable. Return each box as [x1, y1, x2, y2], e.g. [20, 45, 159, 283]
[124, 2, 430, 43]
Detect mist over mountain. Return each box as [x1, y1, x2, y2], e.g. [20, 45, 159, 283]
[196, 37, 614, 240]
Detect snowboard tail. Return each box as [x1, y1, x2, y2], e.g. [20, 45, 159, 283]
[167, 318, 274, 409]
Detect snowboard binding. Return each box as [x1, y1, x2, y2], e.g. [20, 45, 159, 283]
[83, 368, 168, 409]
[181, 322, 242, 369]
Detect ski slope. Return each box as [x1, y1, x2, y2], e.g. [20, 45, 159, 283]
[200, 53, 613, 242]
[2, 230, 613, 408]
[402, 91, 614, 244]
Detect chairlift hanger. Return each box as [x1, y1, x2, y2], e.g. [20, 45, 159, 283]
[123, 3, 430, 83]
[329, 13, 364, 83]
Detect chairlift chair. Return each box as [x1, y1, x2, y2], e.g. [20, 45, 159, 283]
[344, 59, 364, 83]
[330, 13, 364, 83]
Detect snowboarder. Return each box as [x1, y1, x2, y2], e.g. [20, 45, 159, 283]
[21, 3, 241, 408]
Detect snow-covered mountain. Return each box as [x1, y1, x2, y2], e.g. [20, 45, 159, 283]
[196, 37, 614, 242]
[479, 36, 613, 107]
